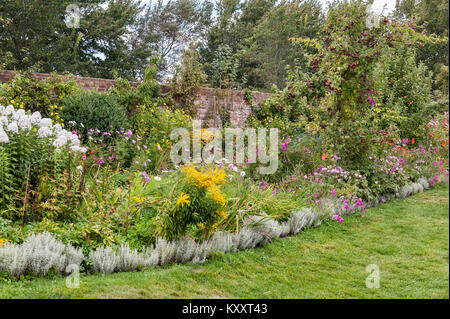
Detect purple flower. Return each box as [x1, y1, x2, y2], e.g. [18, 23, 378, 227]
[142, 171, 151, 183]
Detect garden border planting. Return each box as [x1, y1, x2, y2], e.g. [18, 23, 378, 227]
[0, 174, 444, 278]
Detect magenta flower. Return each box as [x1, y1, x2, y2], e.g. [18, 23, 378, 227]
[332, 215, 344, 223]
[142, 171, 151, 183]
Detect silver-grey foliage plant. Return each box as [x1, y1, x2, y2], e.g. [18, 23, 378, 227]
[0, 232, 83, 277]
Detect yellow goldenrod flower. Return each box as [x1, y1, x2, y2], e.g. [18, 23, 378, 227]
[182, 166, 227, 190]
[210, 185, 226, 206]
[177, 192, 190, 207]
[217, 210, 228, 219]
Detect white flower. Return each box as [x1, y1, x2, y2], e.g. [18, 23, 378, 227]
[232, 166, 238, 172]
[0, 129, 9, 143]
[39, 118, 52, 128]
[240, 171, 246, 177]
[6, 121, 18, 133]
[2, 105, 14, 116]
[154, 176, 162, 181]
[0, 116, 8, 127]
[30, 112, 42, 125]
[18, 115, 31, 131]
[53, 135, 68, 148]
[37, 127, 53, 138]
[76, 165, 83, 172]
[70, 146, 87, 153]
[69, 134, 80, 146]
[52, 124, 63, 134]
[12, 109, 25, 120]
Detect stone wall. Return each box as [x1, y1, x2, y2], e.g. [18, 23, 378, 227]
[0, 70, 271, 127]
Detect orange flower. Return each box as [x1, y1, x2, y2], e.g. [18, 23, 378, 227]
[411, 138, 415, 144]
[321, 153, 328, 161]
[443, 140, 447, 147]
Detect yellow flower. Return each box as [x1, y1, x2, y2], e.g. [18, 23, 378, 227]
[182, 166, 227, 190]
[217, 210, 228, 219]
[210, 185, 226, 206]
[177, 192, 190, 207]
[211, 168, 227, 185]
[133, 196, 142, 203]
[0, 238, 8, 246]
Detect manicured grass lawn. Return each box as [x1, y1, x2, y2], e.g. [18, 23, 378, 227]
[1, 184, 448, 299]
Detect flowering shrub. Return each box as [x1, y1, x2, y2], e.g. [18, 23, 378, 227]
[0, 104, 86, 220]
[156, 166, 228, 240]
[130, 103, 192, 171]
[0, 70, 78, 116]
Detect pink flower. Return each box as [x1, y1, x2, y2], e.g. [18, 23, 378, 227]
[332, 215, 344, 223]
[142, 171, 151, 183]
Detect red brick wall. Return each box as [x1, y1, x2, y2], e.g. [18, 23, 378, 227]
[0, 70, 271, 127]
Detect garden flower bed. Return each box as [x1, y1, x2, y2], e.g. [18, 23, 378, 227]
[0, 1, 449, 281]
[0, 102, 448, 278]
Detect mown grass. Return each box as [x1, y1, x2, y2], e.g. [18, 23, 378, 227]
[1, 184, 448, 299]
